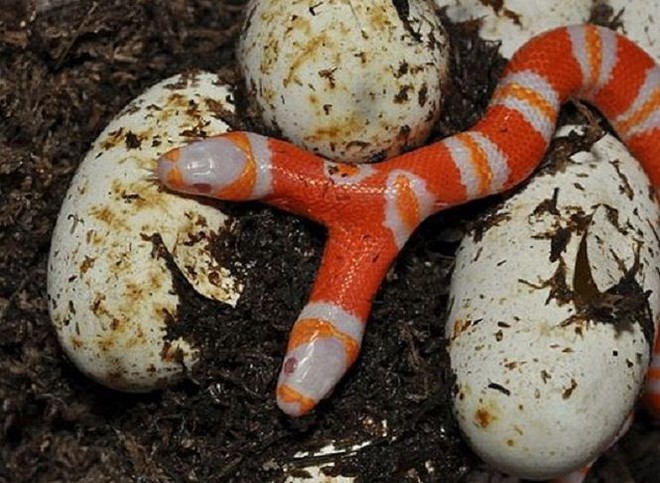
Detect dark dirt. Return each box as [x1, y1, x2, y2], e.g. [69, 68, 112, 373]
[1, 1, 659, 482]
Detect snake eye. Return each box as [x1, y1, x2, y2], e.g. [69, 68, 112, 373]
[283, 357, 297, 375]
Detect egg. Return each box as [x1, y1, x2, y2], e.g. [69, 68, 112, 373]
[446, 126, 660, 479]
[238, 0, 450, 163]
[47, 72, 242, 392]
[442, 0, 660, 59]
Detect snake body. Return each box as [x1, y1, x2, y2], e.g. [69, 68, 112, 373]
[157, 25, 660, 419]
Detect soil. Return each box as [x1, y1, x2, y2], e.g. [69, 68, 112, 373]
[1, 1, 659, 482]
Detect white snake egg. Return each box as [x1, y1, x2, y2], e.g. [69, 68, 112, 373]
[47, 72, 242, 392]
[238, 0, 450, 163]
[447, 126, 660, 479]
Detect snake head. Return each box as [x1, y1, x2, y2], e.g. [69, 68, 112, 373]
[156, 132, 264, 200]
[276, 338, 351, 417]
[276, 306, 363, 417]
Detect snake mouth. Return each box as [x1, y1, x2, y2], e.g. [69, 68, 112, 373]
[276, 383, 318, 417]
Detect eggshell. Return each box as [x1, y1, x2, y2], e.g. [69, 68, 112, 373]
[442, 0, 660, 59]
[281, 418, 389, 482]
[607, 0, 660, 59]
[238, 0, 450, 163]
[283, 441, 370, 483]
[446, 127, 660, 479]
[47, 72, 242, 392]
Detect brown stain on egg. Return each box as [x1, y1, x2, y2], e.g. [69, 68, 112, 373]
[85, 229, 104, 246]
[124, 324, 148, 350]
[451, 318, 473, 339]
[393, 84, 414, 104]
[89, 204, 131, 233]
[475, 407, 497, 429]
[71, 336, 84, 349]
[283, 31, 331, 88]
[97, 333, 117, 353]
[366, 3, 394, 32]
[305, 111, 366, 147]
[124, 131, 143, 150]
[100, 127, 125, 151]
[80, 256, 96, 274]
[562, 378, 578, 399]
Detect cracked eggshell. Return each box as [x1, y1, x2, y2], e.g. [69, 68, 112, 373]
[281, 419, 389, 483]
[442, 0, 660, 59]
[446, 127, 660, 479]
[239, 0, 450, 163]
[47, 72, 241, 392]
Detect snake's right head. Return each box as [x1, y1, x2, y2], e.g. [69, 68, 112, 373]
[275, 307, 364, 417]
[276, 338, 349, 417]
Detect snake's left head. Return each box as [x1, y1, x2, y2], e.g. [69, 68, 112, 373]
[156, 132, 260, 200]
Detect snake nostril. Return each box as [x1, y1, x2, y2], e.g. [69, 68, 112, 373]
[283, 357, 297, 375]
